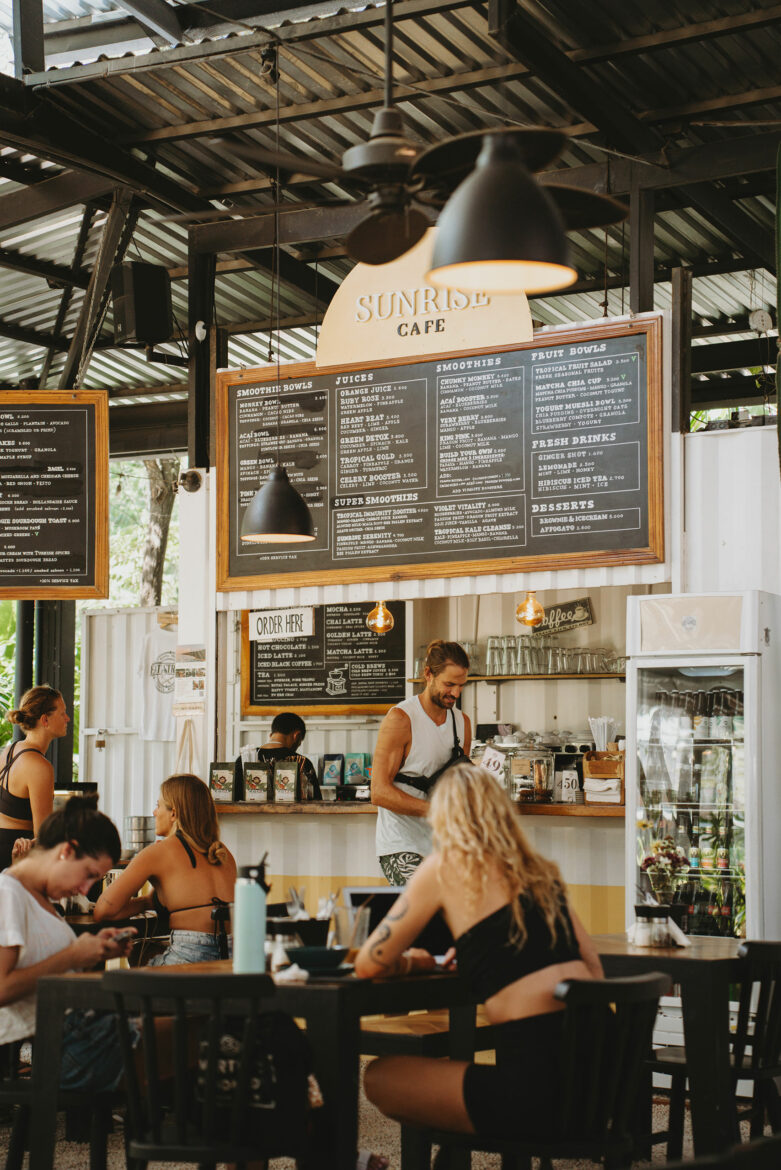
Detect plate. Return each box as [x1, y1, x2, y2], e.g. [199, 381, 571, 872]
[306, 963, 354, 979]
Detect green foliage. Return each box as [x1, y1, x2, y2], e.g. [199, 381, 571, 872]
[0, 601, 14, 748]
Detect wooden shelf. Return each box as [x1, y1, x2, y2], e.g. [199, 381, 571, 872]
[217, 801, 377, 815]
[408, 674, 625, 683]
[518, 803, 624, 818]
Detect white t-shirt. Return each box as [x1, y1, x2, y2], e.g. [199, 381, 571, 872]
[0, 873, 76, 1044]
[136, 628, 177, 742]
[375, 695, 466, 858]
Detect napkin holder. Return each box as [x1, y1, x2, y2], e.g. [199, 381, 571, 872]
[582, 747, 625, 805]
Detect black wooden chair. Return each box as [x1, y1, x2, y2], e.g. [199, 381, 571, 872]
[665, 1132, 781, 1169]
[651, 940, 781, 1160]
[0, 1040, 115, 1170]
[102, 969, 312, 1170]
[398, 971, 670, 1170]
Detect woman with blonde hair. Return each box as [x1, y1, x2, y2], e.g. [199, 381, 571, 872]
[355, 762, 604, 1139]
[0, 686, 70, 871]
[95, 773, 237, 964]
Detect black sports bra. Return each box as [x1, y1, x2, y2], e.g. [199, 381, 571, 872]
[151, 831, 231, 956]
[455, 892, 580, 1002]
[0, 743, 43, 821]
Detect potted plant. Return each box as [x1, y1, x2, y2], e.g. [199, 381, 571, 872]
[641, 836, 689, 904]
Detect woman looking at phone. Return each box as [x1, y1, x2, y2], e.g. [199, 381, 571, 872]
[0, 797, 136, 1090]
[94, 773, 236, 964]
[0, 686, 70, 871]
[354, 762, 603, 1139]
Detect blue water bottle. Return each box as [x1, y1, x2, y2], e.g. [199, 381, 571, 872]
[233, 853, 269, 973]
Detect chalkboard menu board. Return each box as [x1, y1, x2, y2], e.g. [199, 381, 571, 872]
[218, 317, 663, 590]
[241, 602, 406, 715]
[0, 391, 109, 599]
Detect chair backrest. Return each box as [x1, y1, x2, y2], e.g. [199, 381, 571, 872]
[666, 1133, 781, 1170]
[554, 971, 671, 1143]
[102, 969, 309, 1160]
[732, 941, 781, 1076]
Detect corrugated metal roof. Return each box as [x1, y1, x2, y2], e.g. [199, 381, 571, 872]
[0, 0, 777, 411]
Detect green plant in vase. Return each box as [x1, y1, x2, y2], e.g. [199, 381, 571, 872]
[641, 836, 689, 904]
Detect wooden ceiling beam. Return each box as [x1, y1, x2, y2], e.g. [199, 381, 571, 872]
[0, 247, 90, 289]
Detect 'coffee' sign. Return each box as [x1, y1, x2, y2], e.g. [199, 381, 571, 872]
[532, 597, 595, 635]
[249, 607, 315, 642]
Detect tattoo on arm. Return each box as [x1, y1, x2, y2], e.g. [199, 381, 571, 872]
[387, 897, 409, 922]
[368, 921, 394, 970]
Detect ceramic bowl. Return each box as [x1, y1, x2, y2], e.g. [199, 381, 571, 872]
[284, 945, 348, 971]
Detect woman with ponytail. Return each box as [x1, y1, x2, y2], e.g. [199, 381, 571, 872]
[0, 797, 136, 1090]
[0, 686, 69, 871]
[95, 773, 236, 964]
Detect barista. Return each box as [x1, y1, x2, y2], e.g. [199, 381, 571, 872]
[237, 712, 320, 800]
[371, 640, 471, 884]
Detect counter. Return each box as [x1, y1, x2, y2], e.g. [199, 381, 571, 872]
[216, 802, 626, 933]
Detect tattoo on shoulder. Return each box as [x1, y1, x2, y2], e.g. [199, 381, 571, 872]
[387, 897, 409, 922]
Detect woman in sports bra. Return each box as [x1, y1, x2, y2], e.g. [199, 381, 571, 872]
[0, 686, 69, 872]
[94, 773, 236, 964]
[355, 762, 604, 1140]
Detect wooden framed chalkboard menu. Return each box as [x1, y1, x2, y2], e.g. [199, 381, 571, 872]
[241, 602, 406, 715]
[217, 316, 663, 590]
[0, 391, 109, 599]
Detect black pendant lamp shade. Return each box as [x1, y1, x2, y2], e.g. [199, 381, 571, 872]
[427, 133, 577, 295]
[240, 464, 315, 544]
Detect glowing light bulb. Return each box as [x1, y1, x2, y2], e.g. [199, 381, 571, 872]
[516, 590, 545, 628]
[366, 601, 394, 634]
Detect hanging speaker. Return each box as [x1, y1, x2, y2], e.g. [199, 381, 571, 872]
[111, 262, 173, 346]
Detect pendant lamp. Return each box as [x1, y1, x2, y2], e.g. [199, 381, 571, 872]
[366, 600, 394, 634]
[240, 463, 315, 544]
[516, 590, 545, 628]
[426, 133, 577, 295]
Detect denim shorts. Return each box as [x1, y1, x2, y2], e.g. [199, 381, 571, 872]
[59, 1009, 140, 1093]
[147, 929, 232, 966]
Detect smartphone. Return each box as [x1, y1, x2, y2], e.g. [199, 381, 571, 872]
[112, 927, 137, 942]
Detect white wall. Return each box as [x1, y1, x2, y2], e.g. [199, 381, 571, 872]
[684, 428, 781, 594]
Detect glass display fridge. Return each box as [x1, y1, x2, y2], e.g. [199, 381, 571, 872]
[625, 592, 781, 938]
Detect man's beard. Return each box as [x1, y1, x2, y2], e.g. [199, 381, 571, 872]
[429, 690, 454, 709]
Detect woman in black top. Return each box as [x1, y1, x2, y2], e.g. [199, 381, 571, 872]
[0, 687, 69, 871]
[354, 762, 603, 1139]
[95, 773, 236, 963]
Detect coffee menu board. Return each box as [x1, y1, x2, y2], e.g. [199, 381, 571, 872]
[217, 317, 663, 590]
[0, 391, 109, 599]
[241, 602, 406, 715]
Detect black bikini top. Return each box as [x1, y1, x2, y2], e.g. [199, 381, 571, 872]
[151, 831, 231, 956]
[455, 891, 580, 1002]
[0, 743, 43, 821]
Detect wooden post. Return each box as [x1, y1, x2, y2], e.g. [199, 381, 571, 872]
[671, 267, 693, 433]
[188, 246, 217, 468]
[12, 0, 44, 77]
[630, 187, 655, 314]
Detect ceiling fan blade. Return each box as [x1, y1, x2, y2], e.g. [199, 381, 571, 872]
[543, 184, 628, 230]
[225, 141, 344, 182]
[412, 127, 567, 196]
[345, 207, 429, 265]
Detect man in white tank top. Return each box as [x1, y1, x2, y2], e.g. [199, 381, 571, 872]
[372, 640, 471, 883]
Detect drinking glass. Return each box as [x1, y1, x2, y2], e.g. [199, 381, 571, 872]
[501, 635, 517, 675]
[332, 904, 371, 949]
[485, 636, 501, 676]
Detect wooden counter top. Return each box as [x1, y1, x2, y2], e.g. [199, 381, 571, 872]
[216, 801, 623, 818]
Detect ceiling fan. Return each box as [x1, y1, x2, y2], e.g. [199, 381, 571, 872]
[172, 2, 627, 265]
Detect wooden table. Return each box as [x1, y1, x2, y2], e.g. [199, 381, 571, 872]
[31, 960, 477, 1170]
[594, 933, 744, 1157]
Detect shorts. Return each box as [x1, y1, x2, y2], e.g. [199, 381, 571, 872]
[146, 929, 232, 966]
[59, 1009, 140, 1093]
[462, 1012, 564, 1139]
[378, 853, 424, 885]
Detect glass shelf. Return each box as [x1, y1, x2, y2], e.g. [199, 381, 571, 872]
[408, 673, 625, 683]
